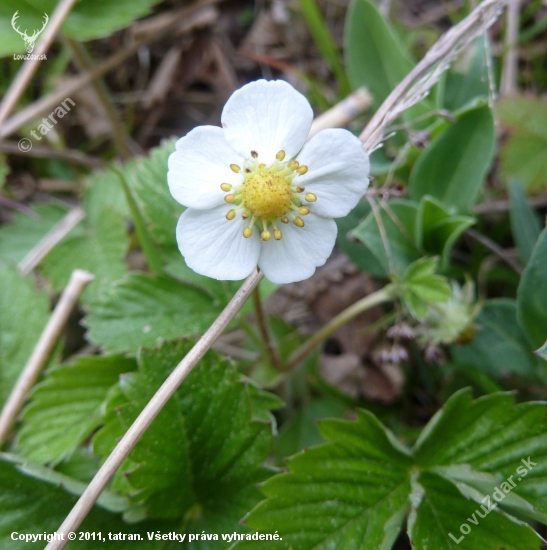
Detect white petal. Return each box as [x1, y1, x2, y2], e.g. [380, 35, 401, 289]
[258, 214, 337, 284]
[168, 126, 244, 210]
[221, 80, 313, 165]
[176, 205, 260, 281]
[295, 128, 370, 218]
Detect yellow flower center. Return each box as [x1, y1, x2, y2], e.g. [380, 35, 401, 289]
[242, 172, 292, 221]
[221, 150, 317, 241]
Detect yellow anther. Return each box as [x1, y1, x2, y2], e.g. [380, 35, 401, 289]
[274, 229, 282, 240]
[230, 164, 241, 173]
[259, 163, 266, 169]
[298, 206, 310, 215]
[288, 160, 299, 171]
[226, 209, 236, 220]
[280, 216, 289, 224]
[241, 211, 250, 220]
[261, 230, 271, 241]
[276, 150, 286, 161]
[297, 165, 308, 175]
[220, 183, 232, 192]
[243, 227, 253, 238]
[224, 194, 236, 203]
[305, 192, 317, 202]
[293, 217, 305, 228]
[296, 186, 305, 193]
[251, 150, 258, 159]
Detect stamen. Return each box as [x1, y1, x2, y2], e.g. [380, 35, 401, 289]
[220, 183, 232, 192]
[241, 211, 250, 220]
[293, 217, 305, 227]
[280, 216, 289, 224]
[230, 164, 241, 173]
[288, 160, 299, 171]
[226, 209, 236, 220]
[259, 163, 266, 169]
[224, 194, 236, 203]
[297, 165, 308, 175]
[276, 150, 286, 161]
[274, 229, 282, 240]
[261, 230, 271, 241]
[305, 192, 317, 202]
[296, 186, 305, 193]
[243, 226, 253, 238]
[251, 150, 258, 158]
[298, 206, 310, 215]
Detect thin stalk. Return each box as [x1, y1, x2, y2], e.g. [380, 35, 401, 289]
[0, 270, 94, 444]
[284, 286, 394, 371]
[44, 268, 263, 550]
[252, 287, 282, 370]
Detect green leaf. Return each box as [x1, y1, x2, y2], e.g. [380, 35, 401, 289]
[452, 299, 540, 379]
[335, 202, 386, 277]
[17, 354, 137, 464]
[0, 454, 170, 549]
[93, 340, 274, 539]
[41, 207, 128, 303]
[409, 471, 541, 550]
[85, 273, 222, 353]
[113, 166, 164, 275]
[442, 37, 491, 112]
[499, 97, 547, 191]
[409, 105, 496, 212]
[297, 0, 349, 95]
[508, 182, 542, 265]
[240, 409, 413, 550]
[240, 389, 547, 550]
[400, 257, 452, 319]
[352, 200, 420, 276]
[0, 202, 70, 265]
[344, 0, 413, 110]
[84, 140, 179, 245]
[517, 227, 547, 348]
[415, 195, 475, 268]
[0, 0, 164, 57]
[274, 396, 347, 465]
[0, 265, 50, 407]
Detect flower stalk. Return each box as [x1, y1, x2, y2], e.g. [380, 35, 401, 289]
[284, 285, 395, 371]
[252, 287, 283, 370]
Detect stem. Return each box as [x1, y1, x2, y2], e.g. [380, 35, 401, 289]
[284, 286, 394, 371]
[44, 268, 263, 550]
[0, 269, 94, 445]
[252, 287, 282, 370]
[18, 207, 85, 276]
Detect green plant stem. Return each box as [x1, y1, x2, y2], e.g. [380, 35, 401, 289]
[284, 285, 394, 371]
[252, 287, 282, 370]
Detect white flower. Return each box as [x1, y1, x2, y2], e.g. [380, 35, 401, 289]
[168, 79, 370, 284]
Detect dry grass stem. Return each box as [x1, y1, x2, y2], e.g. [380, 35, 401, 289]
[359, 0, 508, 152]
[309, 87, 372, 138]
[18, 207, 85, 276]
[500, 0, 520, 96]
[44, 268, 264, 550]
[0, 269, 94, 445]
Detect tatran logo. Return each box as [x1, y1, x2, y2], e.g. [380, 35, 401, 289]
[11, 11, 49, 58]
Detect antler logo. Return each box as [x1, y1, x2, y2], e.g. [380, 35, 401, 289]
[11, 11, 49, 54]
